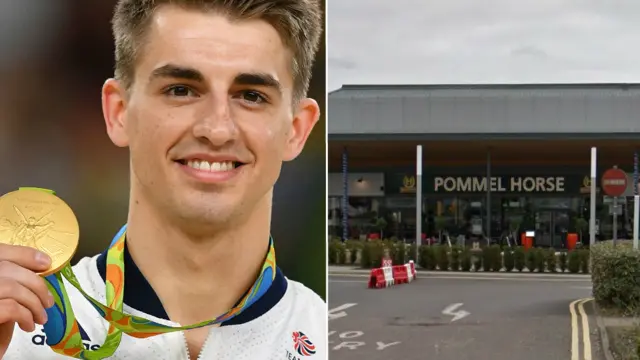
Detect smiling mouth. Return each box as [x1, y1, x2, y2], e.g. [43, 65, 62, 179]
[176, 159, 244, 172]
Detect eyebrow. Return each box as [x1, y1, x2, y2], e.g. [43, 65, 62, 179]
[149, 64, 283, 94]
[149, 64, 205, 82]
[149, 64, 282, 93]
[234, 73, 283, 94]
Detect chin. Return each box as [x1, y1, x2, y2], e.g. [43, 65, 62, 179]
[177, 202, 236, 226]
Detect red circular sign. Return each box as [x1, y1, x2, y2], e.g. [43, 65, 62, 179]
[602, 168, 628, 196]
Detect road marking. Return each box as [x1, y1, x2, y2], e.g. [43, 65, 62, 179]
[340, 331, 363, 338]
[334, 342, 365, 350]
[569, 299, 580, 360]
[442, 303, 470, 322]
[570, 297, 594, 360]
[329, 331, 401, 351]
[329, 303, 357, 321]
[376, 341, 400, 350]
[578, 298, 593, 360]
[330, 274, 590, 282]
[329, 280, 364, 283]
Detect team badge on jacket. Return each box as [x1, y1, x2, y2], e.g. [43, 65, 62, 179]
[292, 331, 316, 356]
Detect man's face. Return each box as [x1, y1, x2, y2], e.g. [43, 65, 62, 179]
[102, 6, 319, 227]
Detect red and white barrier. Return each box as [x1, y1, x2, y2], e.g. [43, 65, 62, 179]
[407, 260, 417, 279]
[368, 261, 417, 289]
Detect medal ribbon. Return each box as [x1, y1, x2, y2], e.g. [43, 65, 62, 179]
[35, 190, 276, 359]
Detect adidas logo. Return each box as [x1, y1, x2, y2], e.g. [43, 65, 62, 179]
[31, 323, 101, 351]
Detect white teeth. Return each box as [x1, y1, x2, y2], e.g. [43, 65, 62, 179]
[186, 160, 235, 172]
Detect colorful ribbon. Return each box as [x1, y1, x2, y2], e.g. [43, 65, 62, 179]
[33, 190, 276, 359]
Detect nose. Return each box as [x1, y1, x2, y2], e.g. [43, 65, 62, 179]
[192, 96, 237, 146]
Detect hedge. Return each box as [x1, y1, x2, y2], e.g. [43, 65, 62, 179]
[591, 241, 640, 315]
[328, 239, 591, 273]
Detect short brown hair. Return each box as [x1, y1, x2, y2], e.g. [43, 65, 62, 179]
[112, 0, 323, 100]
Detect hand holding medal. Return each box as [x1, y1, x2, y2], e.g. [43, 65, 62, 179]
[0, 188, 277, 359]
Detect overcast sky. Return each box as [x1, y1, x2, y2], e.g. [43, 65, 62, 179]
[328, 0, 640, 91]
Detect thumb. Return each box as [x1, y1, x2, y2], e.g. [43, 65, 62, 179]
[0, 321, 15, 358]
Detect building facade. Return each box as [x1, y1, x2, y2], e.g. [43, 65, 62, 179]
[328, 83, 640, 247]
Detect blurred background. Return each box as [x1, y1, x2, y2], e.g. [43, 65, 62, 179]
[0, 0, 326, 300]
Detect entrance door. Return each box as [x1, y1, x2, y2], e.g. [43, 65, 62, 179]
[535, 211, 570, 248]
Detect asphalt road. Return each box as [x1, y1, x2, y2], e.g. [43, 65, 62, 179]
[329, 272, 604, 360]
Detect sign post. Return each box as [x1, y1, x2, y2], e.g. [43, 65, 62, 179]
[416, 145, 423, 261]
[590, 148, 597, 248]
[634, 150, 639, 249]
[602, 166, 628, 246]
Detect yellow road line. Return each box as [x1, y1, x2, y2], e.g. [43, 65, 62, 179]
[570, 297, 594, 360]
[578, 298, 594, 360]
[570, 299, 581, 360]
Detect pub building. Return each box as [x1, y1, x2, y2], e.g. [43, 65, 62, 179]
[328, 83, 640, 248]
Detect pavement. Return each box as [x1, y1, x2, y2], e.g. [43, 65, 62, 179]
[329, 268, 605, 360]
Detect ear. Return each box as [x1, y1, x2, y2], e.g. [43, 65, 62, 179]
[282, 98, 321, 161]
[102, 78, 129, 147]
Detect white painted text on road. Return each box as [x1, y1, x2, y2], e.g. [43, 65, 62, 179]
[442, 303, 470, 322]
[329, 303, 358, 321]
[329, 331, 401, 351]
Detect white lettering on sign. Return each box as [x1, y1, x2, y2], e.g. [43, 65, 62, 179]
[603, 179, 626, 186]
[329, 331, 402, 351]
[434, 176, 565, 193]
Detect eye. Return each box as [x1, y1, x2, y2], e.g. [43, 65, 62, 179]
[164, 85, 197, 98]
[240, 91, 267, 104]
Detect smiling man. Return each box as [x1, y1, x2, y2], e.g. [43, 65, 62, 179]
[0, 1, 325, 359]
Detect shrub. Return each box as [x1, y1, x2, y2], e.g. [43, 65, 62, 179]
[393, 242, 407, 265]
[503, 248, 515, 272]
[567, 250, 581, 273]
[482, 246, 493, 272]
[472, 250, 483, 271]
[591, 241, 640, 315]
[534, 248, 546, 272]
[580, 249, 590, 274]
[386, 239, 398, 262]
[526, 248, 536, 272]
[345, 240, 364, 264]
[460, 248, 472, 271]
[418, 245, 437, 270]
[513, 247, 525, 272]
[407, 243, 417, 263]
[361, 240, 384, 269]
[450, 246, 461, 271]
[558, 251, 567, 273]
[489, 245, 503, 271]
[546, 249, 557, 273]
[328, 239, 344, 265]
[436, 245, 450, 271]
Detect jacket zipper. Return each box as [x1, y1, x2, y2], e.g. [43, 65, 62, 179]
[196, 332, 214, 360]
[181, 330, 215, 360]
[181, 332, 191, 360]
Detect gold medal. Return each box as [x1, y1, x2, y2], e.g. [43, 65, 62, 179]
[0, 188, 79, 276]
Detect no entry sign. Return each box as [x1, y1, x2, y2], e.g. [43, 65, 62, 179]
[602, 168, 628, 197]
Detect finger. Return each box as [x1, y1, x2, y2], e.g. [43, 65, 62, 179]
[0, 299, 35, 333]
[0, 244, 51, 272]
[0, 261, 54, 310]
[0, 278, 47, 326]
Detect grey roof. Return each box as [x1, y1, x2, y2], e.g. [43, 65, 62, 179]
[328, 82, 640, 136]
[329, 83, 640, 96]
